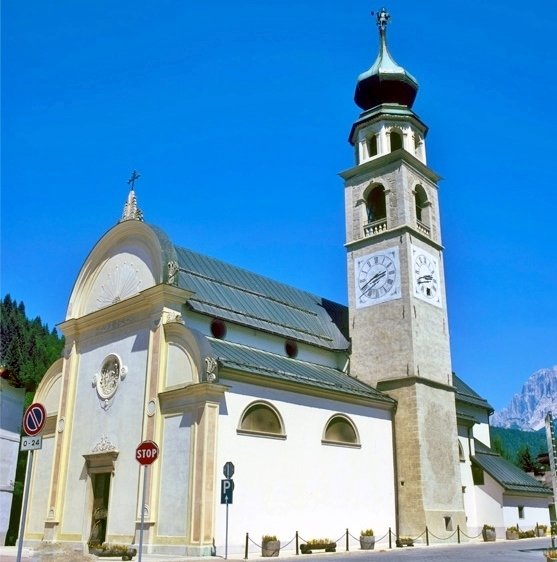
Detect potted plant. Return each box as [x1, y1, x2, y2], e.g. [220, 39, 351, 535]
[359, 529, 375, 550]
[505, 526, 519, 540]
[482, 524, 496, 542]
[395, 537, 414, 547]
[537, 524, 548, 537]
[544, 549, 557, 562]
[262, 535, 280, 557]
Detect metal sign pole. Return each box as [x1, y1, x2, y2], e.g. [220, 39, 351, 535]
[225, 498, 229, 560]
[16, 450, 34, 562]
[138, 464, 148, 562]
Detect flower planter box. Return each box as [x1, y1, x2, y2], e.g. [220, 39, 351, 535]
[482, 529, 496, 542]
[359, 536, 375, 550]
[300, 542, 336, 554]
[262, 540, 281, 557]
[89, 545, 137, 561]
[396, 538, 414, 548]
[505, 530, 519, 540]
[537, 527, 547, 537]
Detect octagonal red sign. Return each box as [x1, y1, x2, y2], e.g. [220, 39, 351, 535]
[136, 440, 159, 465]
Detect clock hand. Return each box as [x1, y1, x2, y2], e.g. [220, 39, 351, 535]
[361, 270, 386, 293]
[417, 275, 433, 284]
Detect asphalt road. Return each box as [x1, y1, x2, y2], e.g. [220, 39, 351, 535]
[1, 537, 555, 562]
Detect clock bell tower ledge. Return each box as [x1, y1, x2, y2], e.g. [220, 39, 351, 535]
[341, 8, 466, 539]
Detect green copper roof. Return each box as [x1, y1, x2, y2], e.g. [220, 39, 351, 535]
[175, 246, 349, 351]
[453, 374, 494, 413]
[473, 440, 552, 496]
[210, 338, 394, 405]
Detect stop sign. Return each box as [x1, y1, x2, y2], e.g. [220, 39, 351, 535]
[136, 440, 159, 465]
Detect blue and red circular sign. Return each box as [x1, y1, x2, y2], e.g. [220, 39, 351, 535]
[23, 403, 47, 436]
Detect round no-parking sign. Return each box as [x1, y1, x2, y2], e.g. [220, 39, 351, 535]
[23, 403, 47, 436]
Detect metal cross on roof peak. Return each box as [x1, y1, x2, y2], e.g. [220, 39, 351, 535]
[373, 7, 391, 30]
[127, 170, 141, 190]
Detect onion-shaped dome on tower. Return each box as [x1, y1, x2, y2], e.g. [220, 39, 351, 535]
[354, 8, 418, 110]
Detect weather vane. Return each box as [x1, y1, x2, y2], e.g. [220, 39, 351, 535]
[372, 7, 390, 30]
[127, 170, 141, 190]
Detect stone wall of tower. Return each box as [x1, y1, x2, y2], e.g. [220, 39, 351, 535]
[379, 379, 466, 538]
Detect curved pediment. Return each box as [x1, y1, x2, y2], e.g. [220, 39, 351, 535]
[66, 221, 176, 319]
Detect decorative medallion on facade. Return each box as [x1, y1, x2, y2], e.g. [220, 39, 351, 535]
[92, 355, 127, 410]
[205, 356, 218, 383]
[91, 434, 118, 453]
[96, 262, 141, 308]
[167, 260, 179, 286]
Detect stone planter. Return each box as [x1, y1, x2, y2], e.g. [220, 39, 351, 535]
[262, 540, 281, 557]
[537, 527, 547, 537]
[359, 535, 375, 550]
[505, 530, 519, 540]
[396, 538, 414, 547]
[482, 529, 496, 542]
[300, 542, 336, 554]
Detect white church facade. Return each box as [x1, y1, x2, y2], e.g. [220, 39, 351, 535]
[23, 9, 552, 557]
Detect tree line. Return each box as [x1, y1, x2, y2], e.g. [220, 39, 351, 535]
[0, 294, 65, 545]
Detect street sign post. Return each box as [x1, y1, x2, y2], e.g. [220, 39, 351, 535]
[222, 461, 235, 559]
[136, 440, 160, 562]
[17, 403, 47, 562]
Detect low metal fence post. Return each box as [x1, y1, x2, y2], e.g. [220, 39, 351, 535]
[244, 533, 249, 560]
[388, 527, 392, 549]
[425, 526, 429, 546]
[296, 531, 299, 555]
[457, 524, 461, 544]
[345, 528, 349, 551]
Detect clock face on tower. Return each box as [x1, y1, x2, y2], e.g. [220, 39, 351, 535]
[411, 245, 442, 307]
[355, 247, 401, 308]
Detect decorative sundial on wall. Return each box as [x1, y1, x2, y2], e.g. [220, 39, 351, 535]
[92, 354, 127, 410]
[96, 262, 142, 309]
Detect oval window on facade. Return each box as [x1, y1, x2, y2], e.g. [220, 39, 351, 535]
[323, 415, 360, 446]
[238, 402, 285, 438]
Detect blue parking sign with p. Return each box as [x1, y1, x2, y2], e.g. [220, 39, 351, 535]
[221, 478, 234, 504]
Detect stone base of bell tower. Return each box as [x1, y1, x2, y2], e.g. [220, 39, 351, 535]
[378, 376, 467, 541]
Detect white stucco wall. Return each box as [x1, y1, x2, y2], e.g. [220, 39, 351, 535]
[60, 326, 150, 540]
[0, 382, 25, 545]
[214, 380, 395, 557]
[27, 437, 56, 534]
[502, 495, 551, 530]
[157, 412, 193, 537]
[471, 472, 505, 537]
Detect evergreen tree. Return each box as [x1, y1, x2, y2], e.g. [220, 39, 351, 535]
[0, 294, 64, 390]
[516, 445, 540, 474]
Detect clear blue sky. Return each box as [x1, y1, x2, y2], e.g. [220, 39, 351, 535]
[2, 1, 556, 411]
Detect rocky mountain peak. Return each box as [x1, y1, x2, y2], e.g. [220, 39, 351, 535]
[491, 366, 557, 430]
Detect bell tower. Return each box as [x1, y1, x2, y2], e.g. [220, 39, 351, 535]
[342, 9, 466, 538]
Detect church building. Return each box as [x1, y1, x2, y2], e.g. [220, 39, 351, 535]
[24, 9, 552, 557]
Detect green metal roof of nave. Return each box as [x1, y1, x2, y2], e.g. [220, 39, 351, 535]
[175, 246, 350, 351]
[473, 440, 553, 496]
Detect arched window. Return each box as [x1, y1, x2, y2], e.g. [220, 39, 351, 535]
[364, 185, 387, 236]
[414, 184, 431, 236]
[366, 185, 386, 223]
[238, 402, 285, 438]
[322, 415, 360, 446]
[367, 134, 378, 158]
[390, 130, 403, 152]
[458, 441, 465, 462]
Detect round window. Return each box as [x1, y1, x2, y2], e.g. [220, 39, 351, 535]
[97, 355, 121, 399]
